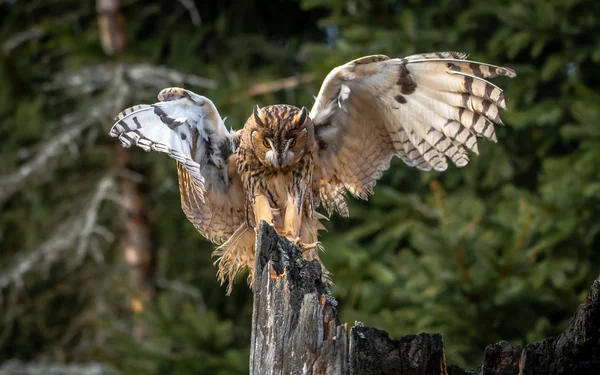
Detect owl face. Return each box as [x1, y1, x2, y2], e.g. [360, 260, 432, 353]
[246, 104, 314, 170]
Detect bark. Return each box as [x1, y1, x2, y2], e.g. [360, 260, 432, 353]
[348, 326, 446, 375]
[250, 222, 600, 375]
[116, 146, 157, 337]
[447, 275, 600, 375]
[250, 221, 348, 375]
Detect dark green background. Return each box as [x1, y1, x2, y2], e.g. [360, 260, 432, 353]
[1, 0, 599, 373]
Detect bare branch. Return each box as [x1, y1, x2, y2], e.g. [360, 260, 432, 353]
[126, 64, 217, 90]
[177, 0, 202, 27]
[0, 99, 115, 206]
[43, 63, 217, 97]
[42, 65, 114, 94]
[93, 225, 115, 243]
[2, 26, 45, 54]
[0, 119, 86, 205]
[230, 73, 315, 103]
[75, 175, 115, 264]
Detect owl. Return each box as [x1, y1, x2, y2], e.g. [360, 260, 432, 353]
[110, 52, 516, 293]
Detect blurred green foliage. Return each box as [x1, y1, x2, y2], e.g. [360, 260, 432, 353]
[1, 0, 599, 372]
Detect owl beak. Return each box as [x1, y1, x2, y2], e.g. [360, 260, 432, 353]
[266, 150, 283, 168]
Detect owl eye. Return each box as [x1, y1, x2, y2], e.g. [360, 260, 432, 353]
[289, 139, 297, 148]
[263, 140, 271, 148]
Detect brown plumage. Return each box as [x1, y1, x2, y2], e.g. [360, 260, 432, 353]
[109, 52, 516, 293]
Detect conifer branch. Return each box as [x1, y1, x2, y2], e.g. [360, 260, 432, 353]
[0, 221, 79, 293]
[0, 100, 114, 206]
[0, 174, 115, 295]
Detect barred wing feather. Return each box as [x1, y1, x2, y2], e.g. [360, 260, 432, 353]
[310, 53, 515, 215]
[109, 88, 246, 244]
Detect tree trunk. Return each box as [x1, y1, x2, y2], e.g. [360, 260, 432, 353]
[96, 0, 157, 339]
[115, 146, 157, 339]
[250, 222, 600, 375]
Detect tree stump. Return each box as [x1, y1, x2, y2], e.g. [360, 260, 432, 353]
[250, 222, 600, 375]
[250, 221, 347, 374]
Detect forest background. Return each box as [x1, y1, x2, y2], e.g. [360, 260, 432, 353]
[1, 0, 599, 373]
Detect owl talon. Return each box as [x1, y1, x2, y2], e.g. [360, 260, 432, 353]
[298, 241, 319, 251]
[280, 232, 319, 257]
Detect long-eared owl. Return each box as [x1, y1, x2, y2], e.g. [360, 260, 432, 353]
[110, 52, 516, 293]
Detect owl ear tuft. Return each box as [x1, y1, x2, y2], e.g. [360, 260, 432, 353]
[253, 105, 265, 127]
[297, 106, 308, 126]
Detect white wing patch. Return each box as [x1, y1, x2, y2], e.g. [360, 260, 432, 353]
[110, 102, 206, 189]
[109, 88, 236, 192]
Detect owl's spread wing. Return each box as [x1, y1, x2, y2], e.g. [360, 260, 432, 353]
[109, 87, 245, 244]
[310, 52, 516, 215]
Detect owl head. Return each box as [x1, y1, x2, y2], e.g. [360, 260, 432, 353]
[246, 104, 314, 170]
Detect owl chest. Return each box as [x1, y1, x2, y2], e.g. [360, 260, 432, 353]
[262, 174, 294, 208]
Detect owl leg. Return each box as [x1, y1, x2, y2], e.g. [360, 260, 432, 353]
[281, 196, 302, 240]
[280, 198, 322, 258]
[253, 193, 274, 231]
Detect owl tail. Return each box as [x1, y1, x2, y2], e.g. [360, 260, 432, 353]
[212, 223, 256, 295]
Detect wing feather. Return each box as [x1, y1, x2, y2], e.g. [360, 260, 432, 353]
[310, 52, 515, 214]
[398, 94, 470, 168]
[109, 87, 245, 244]
[407, 58, 517, 79]
[405, 52, 470, 60]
